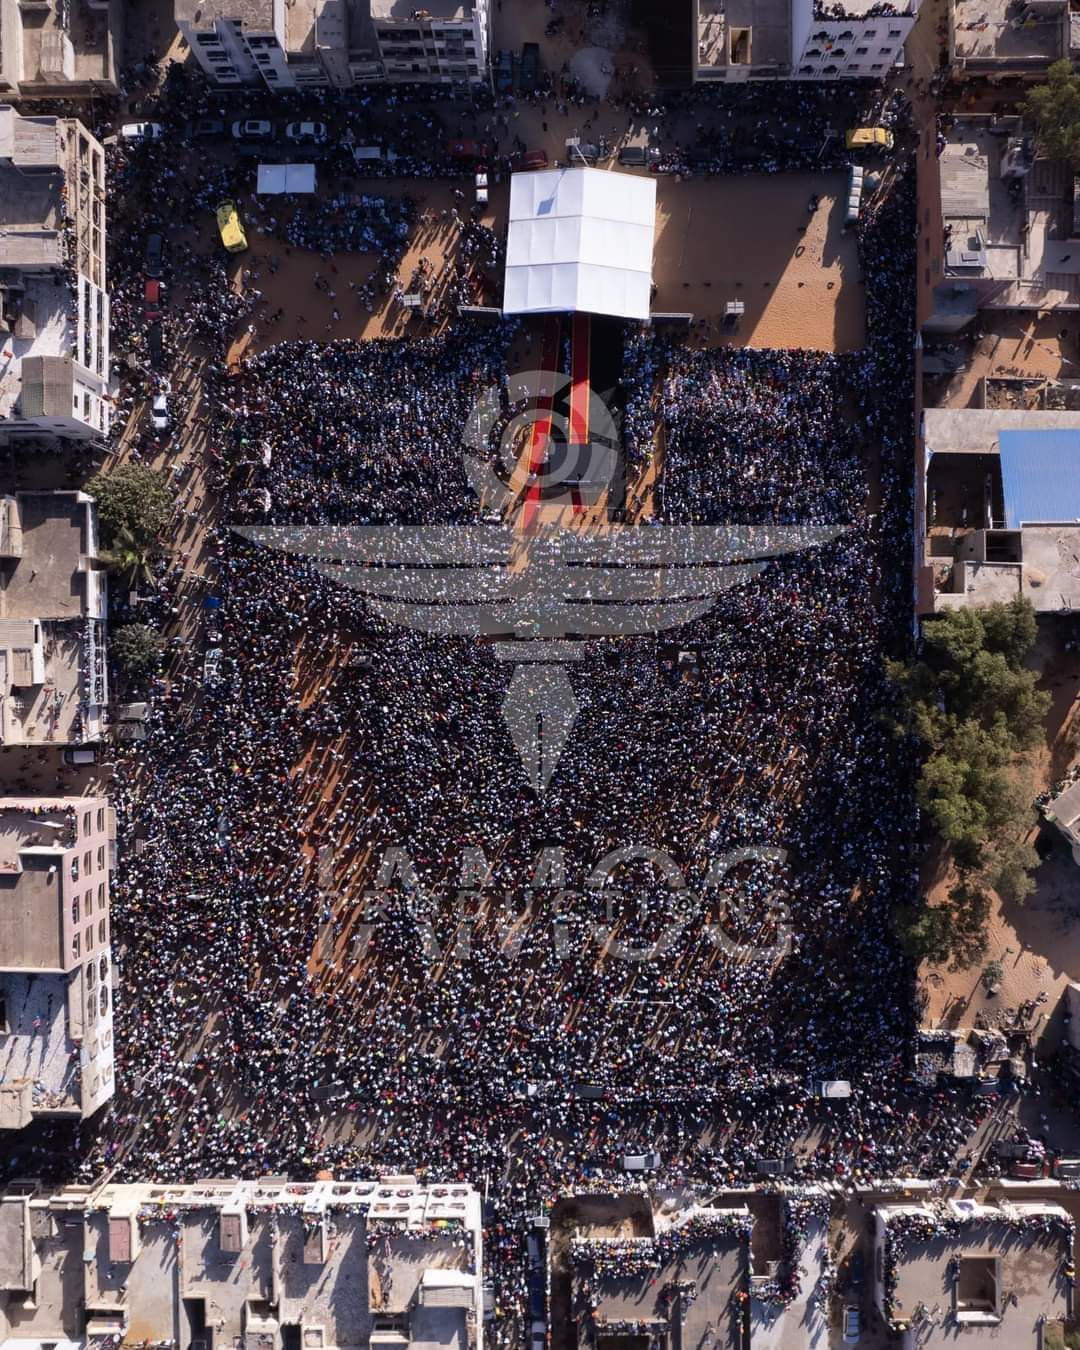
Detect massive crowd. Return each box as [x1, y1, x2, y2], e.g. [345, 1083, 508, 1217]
[5, 65, 1033, 1337]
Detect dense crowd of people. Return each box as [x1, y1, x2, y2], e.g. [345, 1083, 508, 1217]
[5, 59, 1035, 1338]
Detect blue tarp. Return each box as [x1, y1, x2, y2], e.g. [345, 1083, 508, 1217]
[999, 428, 1080, 529]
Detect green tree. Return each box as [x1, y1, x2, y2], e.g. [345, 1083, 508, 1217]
[111, 622, 162, 676]
[100, 524, 159, 589]
[896, 882, 991, 970]
[1024, 60, 1080, 166]
[982, 836, 1041, 904]
[87, 463, 173, 548]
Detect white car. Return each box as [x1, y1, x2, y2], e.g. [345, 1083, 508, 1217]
[120, 122, 164, 142]
[232, 119, 272, 140]
[286, 121, 328, 143]
[150, 393, 169, 431]
[203, 647, 224, 686]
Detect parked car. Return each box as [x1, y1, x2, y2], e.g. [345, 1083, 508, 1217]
[232, 119, 273, 140]
[63, 747, 98, 765]
[119, 122, 164, 142]
[617, 144, 659, 167]
[143, 279, 163, 322]
[566, 140, 601, 165]
[447, 139, 491, 160]
[1009, 1160, 1044, 1179]
[187, 117, 226, 139]
[143, 233, 164, 278]
[494, 49, 514, 92]
[622, 1152, 661, 1171]
[519, 41, 540, 92]
[845, 126, 894, 151]
[146, 321, 164, 368]
[510, 149, 548, 172]
[286, 120, 328, 143]
[203, 647, 224, 686]
[150, 392, 170, 431]
[842, 1304, 860, 1343]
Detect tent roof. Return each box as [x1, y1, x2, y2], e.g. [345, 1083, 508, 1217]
[502, 167, 656, 320]
[256, 163, 317, 194]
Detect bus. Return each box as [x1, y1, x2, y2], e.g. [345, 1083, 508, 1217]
[215, 199, 248, 253]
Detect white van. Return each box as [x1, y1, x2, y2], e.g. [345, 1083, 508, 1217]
[623, 1152, 661, 1171]
[353, 146, 383, 163]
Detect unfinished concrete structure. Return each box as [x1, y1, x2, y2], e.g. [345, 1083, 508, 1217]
[0, 0, 123, 99]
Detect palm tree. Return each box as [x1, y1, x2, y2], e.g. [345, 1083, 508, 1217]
[99, 524, 158, 589]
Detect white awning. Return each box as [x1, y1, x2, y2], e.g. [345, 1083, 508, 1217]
[503, 167, 656, 320]
[256, 163, 317, 194]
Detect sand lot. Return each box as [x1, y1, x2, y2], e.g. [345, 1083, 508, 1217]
[653, 172, 865, 353]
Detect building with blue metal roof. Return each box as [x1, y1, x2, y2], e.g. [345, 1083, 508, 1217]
[998, 429, 1080, 529]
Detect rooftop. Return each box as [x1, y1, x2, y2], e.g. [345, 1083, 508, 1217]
[952, 0, 1065, 66]
[0, 493, 93, 619]
[696, 0, 790, 71]
[0, 972, 81, 1109]
[175, 0, 276, 27]
[999, 427, 1080, 526]
[287, 0, 321, 53]
[878, 1202, 1072, 1346]
[0, 279, 74, 422]
[368, 0, 475, 20]
[2, 1179, 483, 1350]
[16, 0, 119, 88]
[0, 801, 73, 966]
[571, 1208, 750, 1350]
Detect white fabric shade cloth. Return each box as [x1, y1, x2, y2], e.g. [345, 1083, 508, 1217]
[256, 163, 317, 194]
[502, 167, 656, 319]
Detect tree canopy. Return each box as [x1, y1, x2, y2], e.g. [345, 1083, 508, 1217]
[87, 463, 173, 549]
[1024, 60, 1080, 166]
[111, 623, 163, 676]
[889, 598, 1048, 907]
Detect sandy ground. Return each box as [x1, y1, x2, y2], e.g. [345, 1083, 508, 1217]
[653, 173, 865, 353]
[930, 313, 1080, 408]
[920, 626, 1080, 1047]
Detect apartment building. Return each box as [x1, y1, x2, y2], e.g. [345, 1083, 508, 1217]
[0, 796, 114, 1130]
[949, 0, 1075, 80]
[0, 1176, 484, 1348]
[693, 0, 917, 79]
[0, 106, 109, 443]
[0, 0, 123, 99]
[0, 492, 108, 744]
[176, 0, 489, 90]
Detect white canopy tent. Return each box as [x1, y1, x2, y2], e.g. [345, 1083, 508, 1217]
[256, 163, 317, 195]
[502, 167, 656, 320]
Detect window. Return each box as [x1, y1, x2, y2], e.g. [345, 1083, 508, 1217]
[889, 26, 902, 35]
[865, 28, 876, 35]
[871, 61, 884, 67]
[97, 847, 105, 872]
[0, 996, 7, 1034]
[71, 857, 79, 881]
[86, 960, 95, 986]
[83, 851, 92, 876]
[86, 925, 94, 953]
[73, 933, 80, 959]
[87, 992, 96, 1020]
[98, 919, 106, 945]
[265, 69, 279, 79]
[97, 808, 104, 832]
[100, 985, 109, 1015]
[82, 811, 91, 835]
[98, 883, 105, 907]
[99, 956, 108, 982]
[856, 46, 868, 53]
[72, 898, 80, 925]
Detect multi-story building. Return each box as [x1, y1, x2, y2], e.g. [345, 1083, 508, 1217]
[0, 795, 114, 1130]
[0, 1176, 484, 1348]
[0, 105, 109, 443]
[692, 0, 918, 80]
[176, 0, 489, 90]
[0, 0, 123, 99]
[0, 492, 108, 744]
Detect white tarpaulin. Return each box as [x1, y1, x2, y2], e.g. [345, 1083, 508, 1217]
[502, 167, 656, 320]
[256, 163, 317, 195]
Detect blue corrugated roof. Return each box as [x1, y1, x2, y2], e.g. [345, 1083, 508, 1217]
[998, 428, 1080, 529]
